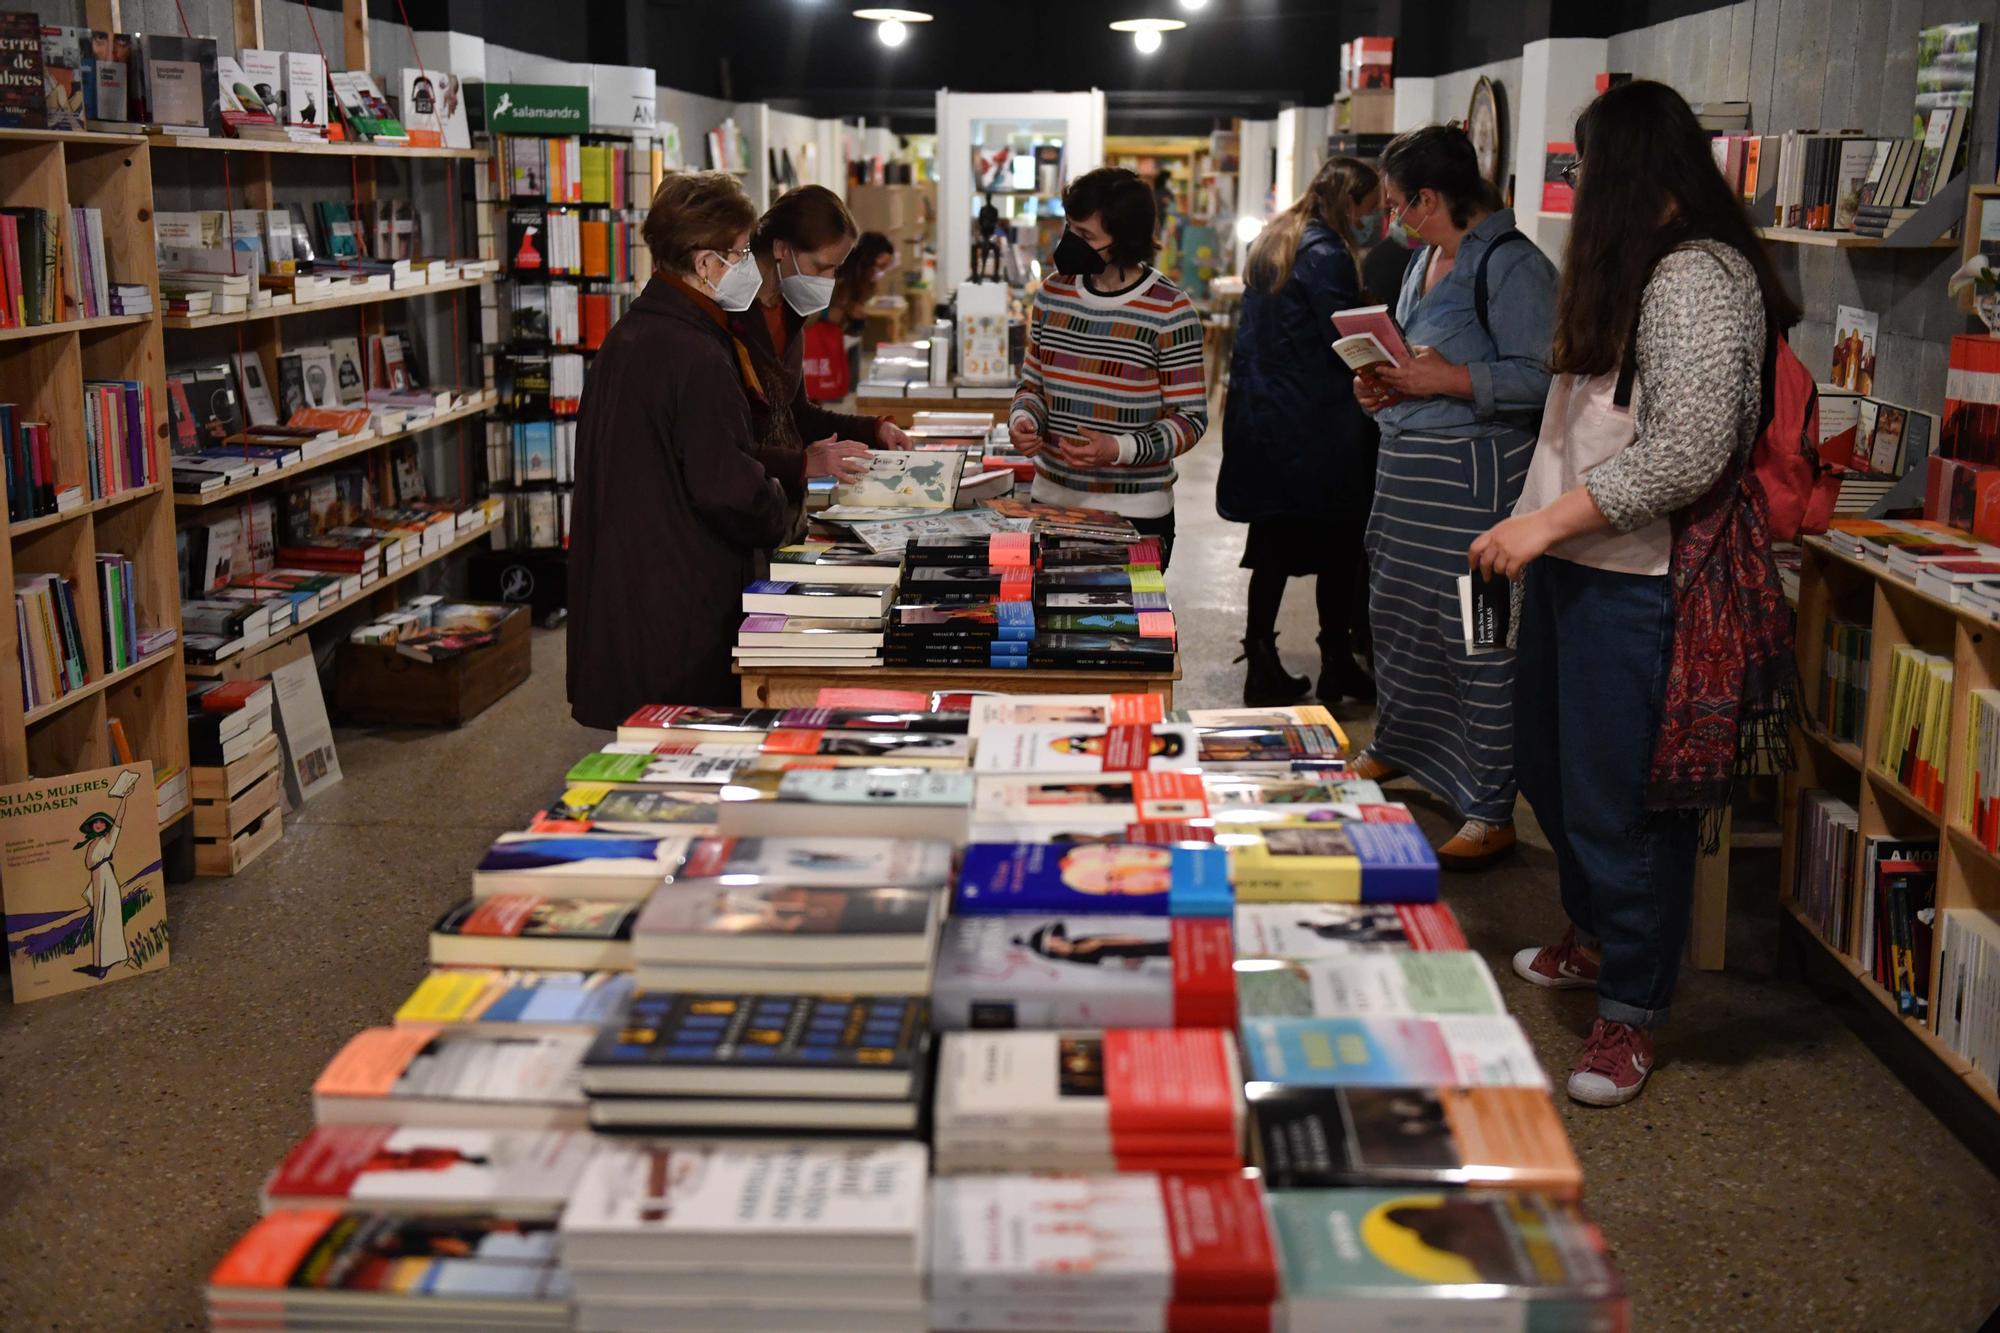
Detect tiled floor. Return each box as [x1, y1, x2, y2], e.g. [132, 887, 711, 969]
[2, 441, 1997, 1330]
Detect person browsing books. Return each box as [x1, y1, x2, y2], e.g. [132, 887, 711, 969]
[1217, 155, 1385, 708]
[733, 186, 910, 487]
[1469, 81, 1796, 1107]
[1349, 125, 1557, 872]
[567, 171, 802, 724]
[825, 229, 898, 395]
[1009, 167, 1208, 569]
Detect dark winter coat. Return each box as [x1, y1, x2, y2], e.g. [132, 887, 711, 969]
[566, 277, 800, 727]
[1217, 222, 1379, 525]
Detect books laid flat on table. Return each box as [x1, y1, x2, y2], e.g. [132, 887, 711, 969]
[1233, 951, 1507, 1017]
[972, 723, 1202, 774]
[1195, 724, 1348, 773]
[566, 749, 752, 787]
[743, 580, 893, 619]
[1247, 1084, 1584, 1196]
[714, 767, 974, 840]
[632, 883, 943, 995]
[931, 914, 1235, 1030]
[1241, 1014, 1550, 1088]
[560, 1140, 927, 1332]
[670, 835, 953, 888]
[954, 840, 1232, 917]
[207, 1212, 569, 1331]
[617, 704, 969, 746]
[533, 783, 720, 835]
[929, 1173, 1278, 1331]
[1233, 902, 1468, 955]
[769, 543, 906, 585]
[395, 969, 636, 1034]
[428, 895, 638, 970]
[259, 1126, 594, 1217]
[932, 1028, 1244, 1173]
[471, 831, 694, 900]
[966, 691, 1167, 735]
[580, 990, 928, 1131]
[1268, 1189, 1624, 1326]
[746, 727, 974, 766]
[312, 1026, 591, 1128]
[1202, 773, 1386, 806]
[1221, 814, 1441, 903]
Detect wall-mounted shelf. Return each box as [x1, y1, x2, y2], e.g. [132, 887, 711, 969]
[149, 135, 488, 162]
[175, 392, 500, 508]
[1756, 226, 1958, 250]
[161, 274, 496, 330]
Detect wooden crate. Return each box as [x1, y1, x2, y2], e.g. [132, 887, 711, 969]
[333, 604, 531, 727]
[191, 733, 284, 875]
[189, 733, 282, 801]
[194, 804, 284, 877]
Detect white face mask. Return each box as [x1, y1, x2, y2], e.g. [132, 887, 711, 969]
[779, 250, 836, 316]
[701, 248, 763, 312]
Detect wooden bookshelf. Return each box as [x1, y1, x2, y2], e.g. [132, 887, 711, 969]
[173, 391, 499, 508]
[1781, 536, 2000, 1134]
[148, 135, 488, 161]
[161, 273, 496, 330]
[0, 133, 189, 794]
[1756, 226, 1958, 250]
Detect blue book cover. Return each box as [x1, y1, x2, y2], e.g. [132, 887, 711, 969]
[955, 841, 1233, 917]
[743, 579, 792, 595]
[583, 991, 925, 1073]
[1240, 1016, 1456, 1086]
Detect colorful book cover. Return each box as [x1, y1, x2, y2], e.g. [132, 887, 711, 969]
[261, 1126, 593, 1214]
[1233, 952, 1505, 1018]
[932, 915, 1235, 1030]
[671, 835, 952, 888]
[472, 833, 692, 891]
[955, 841, 1231, 917]
[432, 895, 636, 942]
[1268, 1190, 1623, 1319]
[1, 764, 168, 1003]
[209, 1211, 566, 1301]
[395, 969, 634, 1030]
[0, 15, 47, 127]
[1225, 817, 1440, 903]
[1195, 724, 1347, 768]
[564, 750, 751, 785]
[532, 783, 720, 833]
[1247, 1085, 1583, 1197]
[634, 884, 937, 953]
[1232, 903, 1468, 955]
[1240, 1015, 1549, 1089]
[313, 1028, 592, 1110]
[967, 692, 1166, 734]
[934, 1028, 1242, 1139]
[582, 991, 925, 1077]
[973, 724, 1202, 774]
[725, 766, 976, 809]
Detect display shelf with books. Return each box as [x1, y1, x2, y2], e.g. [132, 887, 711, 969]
[149, 134, 487, 161]
[1781, 532, 2000, 1140]
[158, 272, 497, 330]
[1755, 226, 1959, 250]
[0, 124, 188, 804]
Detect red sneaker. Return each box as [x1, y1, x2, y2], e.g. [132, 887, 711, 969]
[1511, 925, 1600, 990]
[1566, 1018, 1655, 1107]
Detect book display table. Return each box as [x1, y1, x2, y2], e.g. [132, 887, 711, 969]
[855, 385, 1017, 427]
[734, 659, 1181, 709]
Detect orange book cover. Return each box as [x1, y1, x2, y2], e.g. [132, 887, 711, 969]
[581, 221, 609, 279]
[312, 1026, 439, 1098]
[210, 1209, 344, 1289]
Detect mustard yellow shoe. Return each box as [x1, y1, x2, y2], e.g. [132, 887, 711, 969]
[1349, 751, 1401, 783]
[1436, 818, 1517, 873]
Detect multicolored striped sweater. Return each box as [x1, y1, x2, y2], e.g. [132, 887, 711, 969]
[1009, 269, 1209, 517]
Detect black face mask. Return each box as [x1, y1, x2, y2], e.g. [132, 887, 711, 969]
[1052, 229, 1108, 277]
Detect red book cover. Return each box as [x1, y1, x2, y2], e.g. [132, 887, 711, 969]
[1131, 770, 1208, 819]
[816, 687, 931, 710]
[1158, 1172, 1280, 1305]
[1101, 1028, 1241, 1136]
[1167, 920, 1236, 1025]
[0, 213, 20, 327]
[989, 531, 1033, 568]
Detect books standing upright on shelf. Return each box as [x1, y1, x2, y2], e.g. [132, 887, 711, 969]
[40, 25, 88, 130]
[0, 765, 168, 1002]
[141, 34, 219, 136]
[282, 51, 326, 138]
[0, 15, 47, 128]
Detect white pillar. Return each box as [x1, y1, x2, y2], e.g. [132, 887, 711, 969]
[1235, 118, 1276, 272]
[1515, 36, 1607, 261]
[1392, 77, 1437, 132]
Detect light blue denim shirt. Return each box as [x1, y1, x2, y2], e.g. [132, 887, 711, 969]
[1377, 209, 1558, 439]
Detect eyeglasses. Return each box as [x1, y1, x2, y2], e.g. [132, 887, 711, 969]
[1560, 161, 1581, 186]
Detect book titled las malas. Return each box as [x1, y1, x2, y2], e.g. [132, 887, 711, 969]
[933, 914, 1234, 1030]
[207, 1213, 567, 1327]
[633, 883, 942, 994]
[1242, 1014, 1550, 1089]
[671, 834, 953, 888]
[258, 1125, 594, 1217]
[1234, 902, 1468, 955]
[715, 766, 973, 840]
[394, 968, 635, 1034]
[1223, 813, 1440, 903]
[1457, 570, 1511, 653]
[1267, 1190, 1624, 1326]
[929, 1172, 1278, 1317]
[428, 895, 637, 970]
[560, 1139, 929, 1271]
[1, 763, 169, 1003]
[471, 830, 694, 900]
[1234, 951, 1506, 1018]
[955, 840, 1232, 917]
[973, 723, 1202, 774]
[1248, 1085, 1584, 1197]
[312, 1026, 592, 1128]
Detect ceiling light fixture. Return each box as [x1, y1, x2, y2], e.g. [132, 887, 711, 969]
[854, 8, 931, 46]
[1109, 17, 1186, 54]
[878, 18, 908, 45]
[1178, 0, 1209, 9]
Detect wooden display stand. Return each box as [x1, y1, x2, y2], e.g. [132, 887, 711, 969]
[1781, 536, 2000, 1132]
[736, 661, 1180, 710]
[855, 385, 1017, 428]
[334, 603, 531, 727]
[190, 732, 284, 876]
[0, 127, 189, 802]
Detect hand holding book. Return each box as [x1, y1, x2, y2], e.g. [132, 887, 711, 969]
[806, 435, 869, 481]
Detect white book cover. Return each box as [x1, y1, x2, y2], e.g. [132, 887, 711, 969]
[330, 335, 367, 403]
[931, 1028, 1240, 1137]
[298, 345, 339, 409]
[238, 49, 286, 122]
[560, 1139, 928, 1246]
[728, 767, 976, 809]
[832, 450, 962, 509]
[1232, 952, 1506, 1017]
[262, 1125, 592, 1212]
[933, 917, 1180, 1031]
[283, 51, 328, 131]
[401, 67, 470, 148]
[1436, 1014, 1552, 1087]
[968, 694, 1156, 737]
[972, 724, 1201, 775]
[234, 352, 278, 427]
[671, 835, 953, 888]
[1234, 903, 1437, 955]
[408, 1032, 590, 1103]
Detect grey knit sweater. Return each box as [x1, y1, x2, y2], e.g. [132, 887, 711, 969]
[1584, 241, 1767, 534]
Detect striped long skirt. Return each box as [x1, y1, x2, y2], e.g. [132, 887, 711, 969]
[1363, 426, 1537, 824]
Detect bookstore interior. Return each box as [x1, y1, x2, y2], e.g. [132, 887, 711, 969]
[3, 0, 2000, 1329]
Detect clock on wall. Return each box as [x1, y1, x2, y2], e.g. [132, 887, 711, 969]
[1466, 76, 1506, 189]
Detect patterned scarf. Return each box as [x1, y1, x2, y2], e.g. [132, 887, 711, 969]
[1645, 456, 1798, 847]
[658, 271, 768, 408]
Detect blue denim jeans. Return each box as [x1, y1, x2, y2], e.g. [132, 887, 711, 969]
[1515, 555, 1698, 1027]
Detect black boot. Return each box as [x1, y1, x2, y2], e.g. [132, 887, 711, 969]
[1318, 634, 1378, 703]
[1239, 635, 1310, 706]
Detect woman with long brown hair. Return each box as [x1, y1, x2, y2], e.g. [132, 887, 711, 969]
[1470, 80, 1800, 1107]
[1218, 155, 1384, 705]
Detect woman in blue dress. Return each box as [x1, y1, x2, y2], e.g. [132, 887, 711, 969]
[1351, 126, 1557, 871]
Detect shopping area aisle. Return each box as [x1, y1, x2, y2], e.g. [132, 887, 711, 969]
[1, 443, 1996, 1332]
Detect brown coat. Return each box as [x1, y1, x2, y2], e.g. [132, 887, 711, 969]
[732, 299, 883, 474]
[566, 277, 800, 727]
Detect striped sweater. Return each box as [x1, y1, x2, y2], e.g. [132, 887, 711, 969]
[1009, 269, 1209, 517]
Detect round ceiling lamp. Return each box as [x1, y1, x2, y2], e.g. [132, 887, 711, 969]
[1178, 0, 1209, 9]
[1109, 17, 1186, 54]
[853, 8, 933, 46]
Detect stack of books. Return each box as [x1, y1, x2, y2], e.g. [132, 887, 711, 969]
[736, 578, 892, 668]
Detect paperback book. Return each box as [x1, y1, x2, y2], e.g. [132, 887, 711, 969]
[931, 914, 1235, 1029]
[394, 969, 635, 1033]
[1233, 902, 1468, 955]
[954, 840, 1232, 917]
[428, 895, 637, 970]
[470, 831, 693, 900]
[311, 1026, 592, 1128]
[1240, 1015, 1550, 1089]
[1233, 951, 1506, 1017]
[259, 1125, 593, 1217]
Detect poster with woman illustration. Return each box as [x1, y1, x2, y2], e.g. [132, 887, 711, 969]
[1, 762, 169, 1002]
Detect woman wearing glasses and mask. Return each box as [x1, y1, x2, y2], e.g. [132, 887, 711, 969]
[567, 171, 804, 725]
[1350, 125, 1558, 871]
